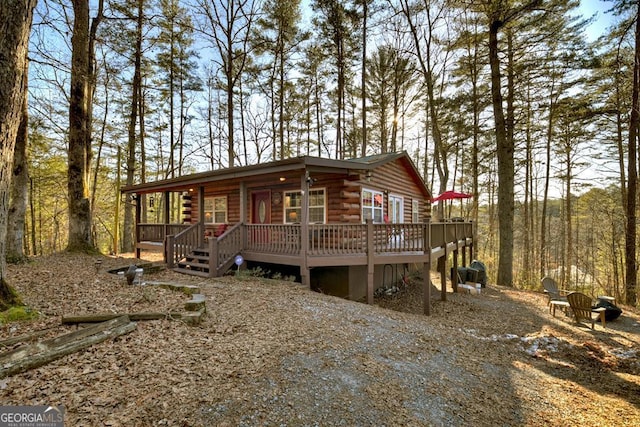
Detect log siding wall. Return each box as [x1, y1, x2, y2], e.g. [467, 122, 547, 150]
[180, 157, 431, 228]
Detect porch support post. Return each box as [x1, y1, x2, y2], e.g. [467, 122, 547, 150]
[163, 191, 170, 224]
[423, 219, 431, 315]
[135, 194, 141, 259]
[198, 186, 205, 247]
[300, 174, 310, 288]
[239, 182, 246, 224]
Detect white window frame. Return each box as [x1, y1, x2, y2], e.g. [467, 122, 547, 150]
[362, 188, 384, 223]
[388, 194, 404, 224]
[204, 195, 227, 224]
[284, 188, 326, 223]
[412, 199, 419, 223]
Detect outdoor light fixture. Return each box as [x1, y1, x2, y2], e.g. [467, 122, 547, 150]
[365, 171, 373, 182]
[305, 171, 315, 186]
[279, 177, 286, 182]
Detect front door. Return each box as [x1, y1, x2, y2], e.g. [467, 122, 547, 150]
[252, 190, 271, 224]
[251, 191, 271, 247]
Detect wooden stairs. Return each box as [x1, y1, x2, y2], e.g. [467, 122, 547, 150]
[173, 247, 213, 277]
[167, 222, 244, 278]
[172, 246, 239, 278]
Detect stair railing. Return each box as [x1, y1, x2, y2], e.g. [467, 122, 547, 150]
[166, 222, 204, 268]
[209, 222, 244, 276]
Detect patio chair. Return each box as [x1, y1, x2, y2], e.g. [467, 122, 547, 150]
[542, 276, 569, 315]
[542, 276, 567, 301]
[566, 292, 607, 329]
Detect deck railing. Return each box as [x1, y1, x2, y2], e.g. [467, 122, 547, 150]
[306, 223, 445, 255]
[210, 222, 244, 275]
[430, 221, 473, 249]
[142, 220, 474, 272]
[137, 223, 191, 243]
[308, 224, 367, 255]
[245, 224, 301, 255]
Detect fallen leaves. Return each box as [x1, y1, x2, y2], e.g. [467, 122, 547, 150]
[0, 252, 638, 426]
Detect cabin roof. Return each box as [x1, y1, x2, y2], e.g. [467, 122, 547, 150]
[121, 151, 430, 198]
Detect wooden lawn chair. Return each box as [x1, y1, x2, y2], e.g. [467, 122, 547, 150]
[566, 292, 606, 329]
[542, 276, 569, 316]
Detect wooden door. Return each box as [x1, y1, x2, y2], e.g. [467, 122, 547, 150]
[251, 191, 271, 246]
[251, 190, 271, 224]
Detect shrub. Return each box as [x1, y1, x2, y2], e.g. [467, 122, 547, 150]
[0, 306, 38, 324]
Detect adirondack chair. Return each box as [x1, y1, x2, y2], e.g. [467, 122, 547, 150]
[542, 277, 570, 316]
[567, 292, 607, 329]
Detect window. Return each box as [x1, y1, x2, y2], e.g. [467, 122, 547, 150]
[412, 199, 419, 223]
[362, 189, 384, 223]
[204, 196, 227, 224]
[284, 189, 326, 223]
[388, 194, 403, 223]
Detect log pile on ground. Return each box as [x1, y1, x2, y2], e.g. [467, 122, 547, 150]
[0, 315, 136, 379]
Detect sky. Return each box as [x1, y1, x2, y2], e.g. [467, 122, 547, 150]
[579, 0, 615, 40]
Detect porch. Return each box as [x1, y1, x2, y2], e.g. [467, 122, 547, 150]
[135, 219, 475, 315]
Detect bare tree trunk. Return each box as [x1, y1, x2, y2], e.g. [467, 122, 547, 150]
[489, 18, 514, 286]
[625, 2, 640, 307]
[361, 0, 367, 157]
[0, 0, 36, 309]
[400, 0, 448, 218]
[68, 0, 102, 252]
[7, 70, 30, 263]
[123, 0, 144, 253]
[540, 85, 555, 278]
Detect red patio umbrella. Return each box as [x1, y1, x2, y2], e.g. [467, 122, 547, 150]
[431, 190, 473, 203]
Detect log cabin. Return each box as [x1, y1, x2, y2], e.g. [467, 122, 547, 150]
[121, 151, 475, 314]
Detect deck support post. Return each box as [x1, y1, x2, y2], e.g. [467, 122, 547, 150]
[469, 221, 475, 261]
[462, 244, 467, 267]
[300, 174, 310, 289]
[439, 249, 447, 302]
[452, 248, 459, 293]
[366, 219, 374, 305]
[423, 219, 431, 315]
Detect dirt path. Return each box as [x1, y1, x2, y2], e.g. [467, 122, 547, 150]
[1, 253, 639, 426]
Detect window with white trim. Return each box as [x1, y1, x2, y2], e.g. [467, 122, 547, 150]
[389, 194, 403, 223]
[204, 196, 227, 224]
[284, 188, 326, 223]
[412, 199, 419, 223]
[362, 189, 384, 223]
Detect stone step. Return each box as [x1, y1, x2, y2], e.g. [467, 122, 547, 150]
[185, 294, 206, 312]
[170, 308, 206, 326]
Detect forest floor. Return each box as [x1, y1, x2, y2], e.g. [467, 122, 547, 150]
[1, 252, 639, 426]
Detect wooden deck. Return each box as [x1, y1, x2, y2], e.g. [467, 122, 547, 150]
[137, 220, 473, 275]
[136, 220, 474, 314]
